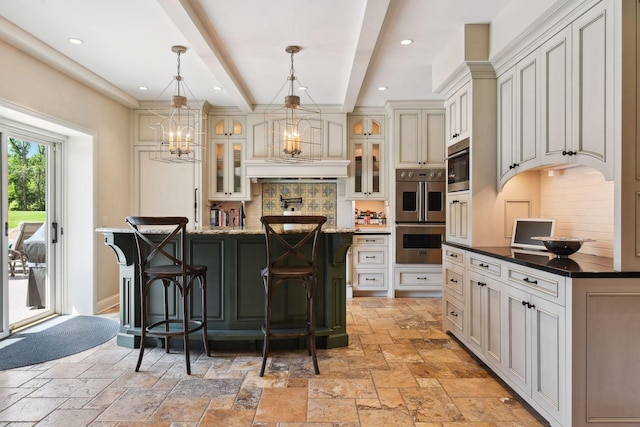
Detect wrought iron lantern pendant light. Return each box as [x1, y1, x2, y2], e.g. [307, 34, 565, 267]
[265, 45, 322, 162]
[150, 45, 201, 163]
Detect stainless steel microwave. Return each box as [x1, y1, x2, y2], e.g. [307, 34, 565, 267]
[446, 138, 470, 192]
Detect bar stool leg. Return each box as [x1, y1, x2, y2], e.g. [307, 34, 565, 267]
[135, 283, 148, 372]
[200, 276, 210, 356]
[182, 283, 191, 375]
[260, 277, 271, 377]
[309, 290, 319, 375]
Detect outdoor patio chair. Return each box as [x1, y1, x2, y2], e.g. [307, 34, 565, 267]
[8, 221, 44, 277]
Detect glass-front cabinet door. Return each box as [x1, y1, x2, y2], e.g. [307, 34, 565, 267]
[348, 115, 384, 139]
[209, 139, 247, 200]
[211, 115, 244, 138]
[350, 140, 383, 199]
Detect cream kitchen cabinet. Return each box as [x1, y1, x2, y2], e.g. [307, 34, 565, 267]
[542, 2, 612, 180]
[442, 244, 567, 426]
[394, 265, 443, 294]
[208, 139, 248, 200]
[348, 115, 384, 139]
[503, 282, 566, 425]
[348, 139, 385, 199]
[394, 109, 445, 168]
[446, 192, 469, 245]
[210, 115, 245, 138]
[497, 49, 541, 188]
[446, 82, 470, 146]
[466, 253, 503, 369]
[246, 113, 347, 161]
[351, 234, 388, 292]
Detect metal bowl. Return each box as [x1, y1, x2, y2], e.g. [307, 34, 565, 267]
[531, 236, 595, 258]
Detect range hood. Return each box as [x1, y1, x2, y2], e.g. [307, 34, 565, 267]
[245, 159, 350, 179]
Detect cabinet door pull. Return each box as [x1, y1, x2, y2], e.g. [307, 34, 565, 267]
[365, 278, 376, 281]
[449, 311, 458, 317]
[449, 278, 458, 283]
[478, 282, 486, 287]
[521, 300, 528, 306]
[365, 255, 376, 259]
[479, 262, 489, 268]
[449, 253, 458, 258]
[417, 277, 428, 280]
[523, 277, 538, 285]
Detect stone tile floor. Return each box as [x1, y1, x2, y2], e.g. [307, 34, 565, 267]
[0, 297, 549, 426]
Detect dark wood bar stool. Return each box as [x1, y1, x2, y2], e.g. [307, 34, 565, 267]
[125, 216, 209, 374]
[259, 215, 326, 377]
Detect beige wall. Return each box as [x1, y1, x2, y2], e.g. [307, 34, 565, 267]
[0, 40, 131, 312]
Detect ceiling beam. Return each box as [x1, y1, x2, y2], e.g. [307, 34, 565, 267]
[341, 0, 391, 113]
[157, 0, 254, 113]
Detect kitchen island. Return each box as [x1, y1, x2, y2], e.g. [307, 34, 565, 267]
[442, 242, 640, 427]
[98, 227, 353, 350]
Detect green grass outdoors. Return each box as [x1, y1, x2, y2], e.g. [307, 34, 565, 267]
[7, 211, 46, 230]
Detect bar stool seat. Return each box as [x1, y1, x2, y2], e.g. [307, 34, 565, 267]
[125, 216, 209, 375]
[259, 215, 326, 377]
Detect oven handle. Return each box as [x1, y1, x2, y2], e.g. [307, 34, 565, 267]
[445, 148, 469, 161]
[417, 181, 425, 222]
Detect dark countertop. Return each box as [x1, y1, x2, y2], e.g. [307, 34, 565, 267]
[443, 241, 640, 278]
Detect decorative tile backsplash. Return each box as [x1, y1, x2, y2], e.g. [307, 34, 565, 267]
[262, 181, 337, 227]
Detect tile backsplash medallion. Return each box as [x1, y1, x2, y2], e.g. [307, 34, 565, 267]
[261, 181, 337, 227]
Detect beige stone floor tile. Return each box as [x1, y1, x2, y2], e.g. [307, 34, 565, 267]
[0, 371, 41, 388]
[34, 408, 103, 426]
[400, 387, 465, 423]
[308, 378, 376, 399]
[148, 397, 211, 422]
[438, 379, 510, 398]
[380, 343, 423, 363]
[0, 397, 67, 422]
[35, 363, 94, 379]
[371, 369, 419, 388]
[95, 389, 168, 422]
[358, 408, 415, 426]
[254, 387, 307, 423]
[358, 333, 394, 345]
[199, 408, 256, 426]
[307, 398, 359, 423]
[28, 378, 114, 398]
[377, 387, 406, 409]
[452, 397, 519, 422]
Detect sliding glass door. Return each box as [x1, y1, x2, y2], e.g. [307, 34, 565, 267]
[1, 125, 61, 337]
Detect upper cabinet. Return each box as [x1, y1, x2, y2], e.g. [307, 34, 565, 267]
[446, 82, 470, 146]
[497, 49, 541, 188]
[347, 114, 386, 199]
[497, 0, 613, 188]
[246, 113, 347, 161]
[543, 3, 612, 179]
[208, 115, 249, 200]
[348, 115, 384, 139]
[394, 109, 445, 168]
[211, 115, 245, 139]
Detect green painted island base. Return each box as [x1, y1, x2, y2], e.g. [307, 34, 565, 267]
[99, 228, 353, 351]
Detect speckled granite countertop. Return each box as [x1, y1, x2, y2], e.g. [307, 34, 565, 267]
[97, 227, 355, 235]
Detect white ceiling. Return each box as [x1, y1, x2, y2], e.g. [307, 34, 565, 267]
[0, 0, 512, 113]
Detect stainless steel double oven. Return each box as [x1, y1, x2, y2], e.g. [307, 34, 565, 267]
[395, 168, 446, 264]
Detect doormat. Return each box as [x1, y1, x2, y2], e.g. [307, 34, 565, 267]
[0, 315, 119, 370]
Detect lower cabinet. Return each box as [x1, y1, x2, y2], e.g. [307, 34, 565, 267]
[351, 234, 389, 292]
[394, 265, 443, 293]
[442, 243, 566, 426]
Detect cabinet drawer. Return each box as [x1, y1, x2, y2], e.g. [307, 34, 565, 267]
[395, 269, 443, 291]
[444, 296, 464, 335]
[506, 265, 565, 305]
[353, 270, 387, 290]
[444, 267, 464, 301]
[354, 249, 386, 266]
[469, 254, 502, 277]
[443, 246, 465, 266]
[353, 235, 387, 246]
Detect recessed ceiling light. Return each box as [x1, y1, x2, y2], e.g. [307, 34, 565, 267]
[378, 86, 388, 91]
[400, 39, 413, 45]
[68, 38, 84, 45]
[213, 86, 223, 91]
[138, 86, 148, 91]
